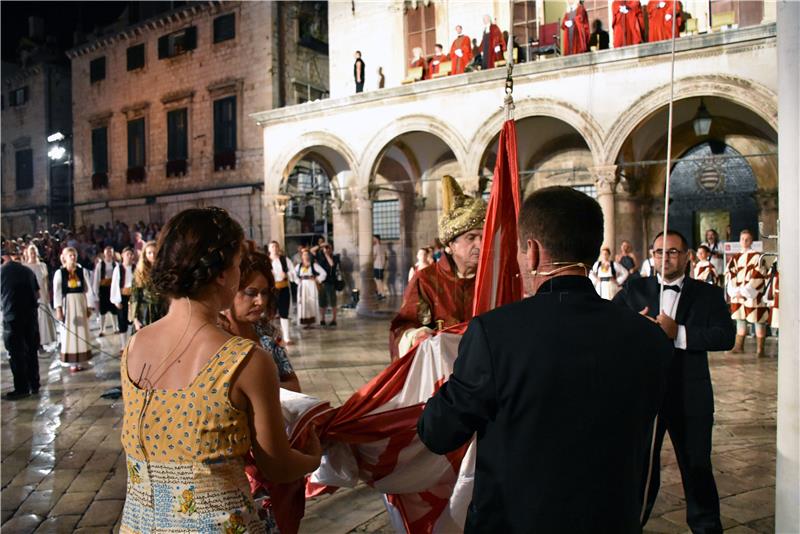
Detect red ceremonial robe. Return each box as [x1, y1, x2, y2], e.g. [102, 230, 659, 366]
[410, 57, 426, 80]
[612, 0, 645, 48]
[561, 4, 590, 55]
[449, 34, 472, 74]
[426, 53, 449, 79]
[647, 0, 682, 42]
[389, 255, 476, 361]
[480, 23, 506, 69]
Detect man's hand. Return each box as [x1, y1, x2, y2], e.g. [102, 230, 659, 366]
[116, 304, 123, 310]
[494, 45, 501, 53]
[665, 13, 672, 21]
[414, 328, 434, 345]
[565, 20, 574, 28]
[639, 306, 657, 324]
[134, 319, 143, 331]
[656, 313, 678, 339]
[620, 5, 629, 13]
[455, 49, 463, 57]
[87, 308, 94, 319]
[56, 308, 64, 322]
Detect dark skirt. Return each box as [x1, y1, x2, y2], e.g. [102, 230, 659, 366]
[98, 285, 115, 315]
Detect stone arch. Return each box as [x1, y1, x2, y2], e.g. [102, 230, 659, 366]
[359, 114, 468, 187]
[466, 97, 605, 178]
[266, 131, 359, 199]
[603, 75, 778, 165]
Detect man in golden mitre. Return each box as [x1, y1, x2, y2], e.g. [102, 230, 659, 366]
[389, 175, 486, 360]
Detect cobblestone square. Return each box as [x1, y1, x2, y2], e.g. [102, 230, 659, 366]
[1, 308, 777, 533]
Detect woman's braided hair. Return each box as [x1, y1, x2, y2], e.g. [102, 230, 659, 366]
[151, 207, 244, 299]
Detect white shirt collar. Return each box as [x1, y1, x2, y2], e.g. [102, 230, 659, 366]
[657, 274, 685, 287]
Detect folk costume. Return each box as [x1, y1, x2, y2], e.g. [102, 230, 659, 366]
[701, 240, 725, 278]
[589, 260, 629, 300]
[295, 263, 326, 326]
[480, 22, 506, 69]
[647, 0, 682, 42]
[53, 264, 95, 364]
[449, 32, 472, 74]
[26, 261, 57, 346]
[765, 262, 779, 331]
[693, 260, 718, 285]
[93, 258, 119, 335]
[612, 0, 645, 48]
[129, 279, 167, 332]
[271, 254, 297, 343]
[726, 249, 769, 355]
[389, 176, 487, 360]
[562, 1, 590, 56]
[111, 263, 135, 338]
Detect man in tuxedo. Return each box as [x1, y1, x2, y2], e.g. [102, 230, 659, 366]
[418, 186, 672, 533]
[614, 230, 735, 534]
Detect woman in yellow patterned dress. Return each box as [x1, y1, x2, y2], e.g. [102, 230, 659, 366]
[120, 208, 321, 533]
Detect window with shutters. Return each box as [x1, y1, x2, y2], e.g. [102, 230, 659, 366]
[127, 44, 145, 70]
[213, 96, 236, 171]
[167, 108, 189, 177]
[15, 149, 33, 191]
[127, 118, 146, 183]
[512, 1, 538, 53]
[158, 26, 197, 59]
[90, 57, 106, 83]
[213, 13, 235, 43]
[91, 127, 109, 189]
[9, 86, 28, 107]
[404, 3, 436, 60]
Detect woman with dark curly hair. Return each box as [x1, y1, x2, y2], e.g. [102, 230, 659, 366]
[220, 243, 301, 392]
[129, 240, 168, 332]
[119, 207, 320, 533]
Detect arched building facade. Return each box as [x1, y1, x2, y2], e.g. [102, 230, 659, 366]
[254, 24, 778, 313]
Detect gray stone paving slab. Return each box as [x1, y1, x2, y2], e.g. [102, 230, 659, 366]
[0, 311, 779, 532]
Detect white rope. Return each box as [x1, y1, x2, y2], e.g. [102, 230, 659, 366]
[658, 1, 680, 309]
[642, 1, 680, 524]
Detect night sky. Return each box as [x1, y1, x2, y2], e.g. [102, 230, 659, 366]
[1, 2, 127, 62]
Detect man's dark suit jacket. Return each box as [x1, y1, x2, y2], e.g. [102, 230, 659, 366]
[417, 276, 673, 533]
[613, 276, 735, 416]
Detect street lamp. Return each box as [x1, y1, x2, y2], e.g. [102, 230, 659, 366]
[47, 131, 68, 161]
[693, 99, 713, 137]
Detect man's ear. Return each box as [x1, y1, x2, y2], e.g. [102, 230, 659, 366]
[527, 238, 541, 272]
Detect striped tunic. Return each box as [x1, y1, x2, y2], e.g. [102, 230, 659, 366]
[725, 251, 768, 324]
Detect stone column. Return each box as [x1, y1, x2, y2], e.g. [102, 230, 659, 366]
[592, 165, 619, 252]
[268, 194, 290, 248]
[755, 190, 779, 241]
[776, 1, 799, 531]
[355, 191, 378, 315]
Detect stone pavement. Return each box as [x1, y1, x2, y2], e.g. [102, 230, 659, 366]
[1, 307, 778, 533]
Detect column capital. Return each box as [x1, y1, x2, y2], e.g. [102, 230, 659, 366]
[272, 194, 291, 214]
[755, 190, 779, 212]
[590, 165, 619, 195]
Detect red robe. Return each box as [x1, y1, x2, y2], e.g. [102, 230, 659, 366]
[612, 0, 645, 48]
[480, 23, 506, 69]
[389, 255, 475, 361]
[647, 0, 682, 42]
[426, 53, 449, 79]
[410, 57, 426, 80]
[449, 34, 472, 74]
[561, 4, 590, 55]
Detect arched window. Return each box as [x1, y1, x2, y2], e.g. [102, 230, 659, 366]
[282, 158, 333, 248]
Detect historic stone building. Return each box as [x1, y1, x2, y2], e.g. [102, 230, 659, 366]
[1, 22, 72, 236]
[253, 0, 778, 313]
[66, 1, 328, 242]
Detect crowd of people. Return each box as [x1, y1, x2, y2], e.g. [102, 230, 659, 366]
[0, 176, 777, 533]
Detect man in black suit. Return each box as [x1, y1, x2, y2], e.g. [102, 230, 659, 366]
[613, 230, 735, 534]
[417, 186, 672, 533]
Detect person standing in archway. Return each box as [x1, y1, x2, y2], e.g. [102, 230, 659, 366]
[726, 229, 769, 356]
[449, 25, 472, 74]
[389, 176, 486, 360]
[701, 229, 725, 279]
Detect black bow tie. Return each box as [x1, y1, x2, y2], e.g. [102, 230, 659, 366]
[664, 284, 681, 293]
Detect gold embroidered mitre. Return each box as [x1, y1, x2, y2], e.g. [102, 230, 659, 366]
[438, 175, 487, 244]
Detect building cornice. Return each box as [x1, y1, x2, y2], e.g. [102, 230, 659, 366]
[65, 1, 226, 60]
[250, 23, 776, 127]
